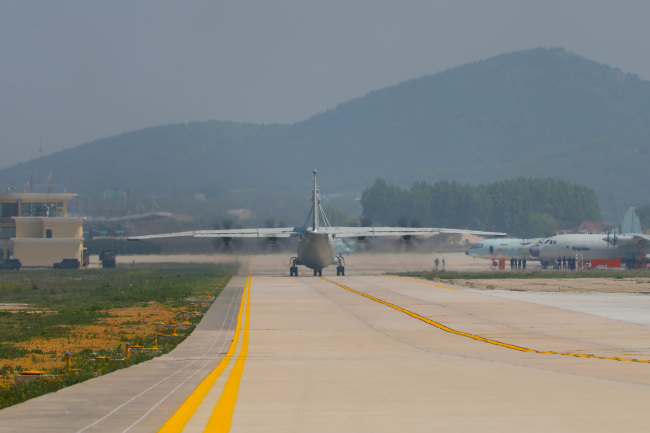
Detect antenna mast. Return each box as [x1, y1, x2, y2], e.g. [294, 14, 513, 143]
[303, 170, 331, 230]
[312, 170, 319, 231]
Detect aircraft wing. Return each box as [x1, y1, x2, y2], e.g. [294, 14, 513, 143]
[320, 227, 507, 238]
[129, 226, 506, 241]
[128, 227, 305, 241]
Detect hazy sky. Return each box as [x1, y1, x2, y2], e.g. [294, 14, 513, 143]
[2, 1, 650, 170]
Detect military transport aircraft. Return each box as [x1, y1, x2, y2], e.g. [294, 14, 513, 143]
[527, 232, 650, 267]
[129, 170, 506, 276]
[526, 208, 649, 267]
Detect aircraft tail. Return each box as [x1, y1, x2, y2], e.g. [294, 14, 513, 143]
[621, 207, 642, 234]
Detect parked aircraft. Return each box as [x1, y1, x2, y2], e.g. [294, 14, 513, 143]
[528, 209, 648, 267]
[528, 232, 650, 267]
[465, 238, 542, 261]
[468, 207, 648, 268]
[129, 170, 506, 276]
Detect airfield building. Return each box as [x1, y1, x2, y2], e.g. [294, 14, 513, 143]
[0, 193, 84, 267]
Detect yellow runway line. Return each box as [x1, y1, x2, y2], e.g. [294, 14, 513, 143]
[205, 276, 251, 432]
[157, 276, 251, 433]
[322, 277, 650, 364]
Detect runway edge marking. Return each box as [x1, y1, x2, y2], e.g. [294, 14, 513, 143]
[321, 277, 650, 364]
[157, 276, 250, 433]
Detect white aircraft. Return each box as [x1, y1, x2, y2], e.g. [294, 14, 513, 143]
[465, 238, 542, 261]
[468, 208, 649, 268]
[527, 232, 650, 267]
[129, 170, 506, 276]
[525, 207, 650, 268]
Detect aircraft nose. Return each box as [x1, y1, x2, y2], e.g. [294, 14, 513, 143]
[528, 245, 540, 258]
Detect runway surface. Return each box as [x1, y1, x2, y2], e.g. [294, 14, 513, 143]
[0, 277, 246, 433]
[2, 255, 650, 432]
[477, 289, 650, 326]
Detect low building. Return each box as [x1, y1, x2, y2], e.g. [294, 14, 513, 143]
[556, 221, 605, 235]
[571, 221, 605, 234]
[0, 193, 84, 267]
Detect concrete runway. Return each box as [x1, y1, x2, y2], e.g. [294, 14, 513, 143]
[0, 278, 246, 433]
[2, 256, 650, 432]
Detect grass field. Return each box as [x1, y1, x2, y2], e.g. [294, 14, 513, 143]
[0, 263, 235, 409]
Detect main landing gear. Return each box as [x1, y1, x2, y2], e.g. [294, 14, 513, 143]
[289, 257, 346, 277]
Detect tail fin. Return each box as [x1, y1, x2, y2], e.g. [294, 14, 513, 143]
[621, 207, 642, 234]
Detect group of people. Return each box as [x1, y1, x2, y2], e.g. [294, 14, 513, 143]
[509, 257, 526, 270]
[434, 257, 445, 271]
[505, 256, 583, 270]
[539, 256, 578, 270]
[558, 256, 577, 270]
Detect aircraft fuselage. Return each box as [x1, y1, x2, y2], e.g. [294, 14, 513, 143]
[529, 233, 643, 263]
[296, 231, 338, 270]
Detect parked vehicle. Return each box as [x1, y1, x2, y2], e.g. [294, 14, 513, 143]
[53, 258, 80, 269]
[99, 250, 116, 268]
[0, 258, 21, 270]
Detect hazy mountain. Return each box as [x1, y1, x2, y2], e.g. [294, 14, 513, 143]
[2, 47, 649, 222]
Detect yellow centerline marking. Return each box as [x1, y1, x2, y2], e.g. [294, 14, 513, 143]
[321, 277, 650, 364]
[157, 275, 251, 433]
[205, 276, 251, 432]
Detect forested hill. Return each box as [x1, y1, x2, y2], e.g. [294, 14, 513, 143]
[2, 47, 650, 221]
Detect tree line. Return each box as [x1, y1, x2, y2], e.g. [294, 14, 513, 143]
[360, 178, 601, 238]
